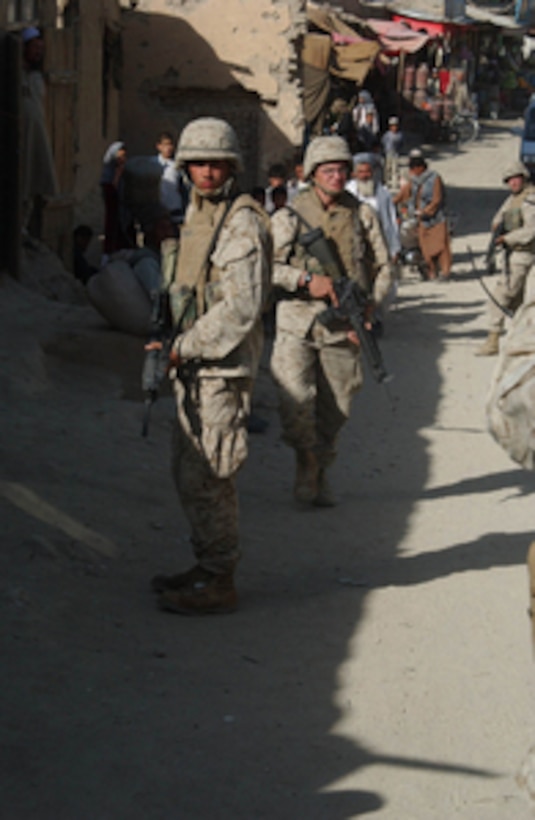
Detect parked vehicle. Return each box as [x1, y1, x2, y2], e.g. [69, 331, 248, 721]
[399, 216, 427, 279]
[420, 104, 479, 145]
[398, 211, 457, 280]
[521, 94, 535, 180]
[449, 109, 480, 143]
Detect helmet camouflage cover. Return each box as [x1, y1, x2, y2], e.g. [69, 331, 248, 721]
[176, 117, 243, 172]
[303, 136, 352, 180]
[502, 160, 530, 183]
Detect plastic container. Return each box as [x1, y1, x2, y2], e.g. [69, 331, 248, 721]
[415, 63, 429, 90]
[403, 65, 415, 90]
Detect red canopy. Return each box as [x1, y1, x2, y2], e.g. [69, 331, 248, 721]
[391, 13, 473, 37]
[366, 19, 431, 54]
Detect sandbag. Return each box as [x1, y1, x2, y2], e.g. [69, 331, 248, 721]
[486, 290, 535, 469]
[87, 260, 151, 336]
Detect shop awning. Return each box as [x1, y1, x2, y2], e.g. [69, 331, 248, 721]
[465, 3, 525, 31]
[301, 31, 380, 129]
[391, 12, 473, 36]
[303, 4, 381, 131]
[366, 19, 431, 53]
[305, 5, 381, 82]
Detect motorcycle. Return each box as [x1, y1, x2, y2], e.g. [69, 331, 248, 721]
[449, 109, 480, 144]
[398, 215, 428, 279]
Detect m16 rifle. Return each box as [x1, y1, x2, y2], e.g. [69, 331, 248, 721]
[317, 276, 391, 384]
[141, 290, 174, 438]
[467, 244, 513, 319]
[295, 221, 391, 386]
[485, 219, 511, 281]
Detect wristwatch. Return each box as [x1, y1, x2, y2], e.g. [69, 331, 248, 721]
[300, 272, 313, 291]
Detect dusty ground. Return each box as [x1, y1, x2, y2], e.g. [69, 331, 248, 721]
[2, 122, 535, 820]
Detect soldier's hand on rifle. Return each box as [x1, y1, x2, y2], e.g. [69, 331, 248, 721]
[346, 302, 373, 347]
[494, 235, 506, 246]
[168, 345, 181, 368]
[299, 272, 339, 306]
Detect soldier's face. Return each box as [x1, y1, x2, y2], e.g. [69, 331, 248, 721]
[507, 175, 524, 193]
[188, 160, 232, 192]
[314, 162, 348, 195]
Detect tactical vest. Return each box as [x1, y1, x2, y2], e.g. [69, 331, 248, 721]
[502, 185, 533, 233]
[169, 192, 269, 326]
[288, 188, 367, 284]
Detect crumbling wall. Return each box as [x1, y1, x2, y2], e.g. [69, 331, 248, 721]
[120, 0, 307, 186]
[73, 0, 122, 230]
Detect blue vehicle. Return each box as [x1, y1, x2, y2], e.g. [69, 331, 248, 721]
[521, 94, 535, 179]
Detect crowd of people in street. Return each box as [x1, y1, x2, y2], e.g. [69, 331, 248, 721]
[59, 81, 535, 615]
[83, 102, 457, 616]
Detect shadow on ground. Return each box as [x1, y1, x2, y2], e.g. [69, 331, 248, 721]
[0, 123, 527, 818]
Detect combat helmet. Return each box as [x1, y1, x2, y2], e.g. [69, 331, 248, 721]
[176, 118, 243, 172]
[303, 136, 352, 180]
[502, 160, 530, 183]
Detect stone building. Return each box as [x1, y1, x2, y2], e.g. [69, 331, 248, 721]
[119, 0, 307, 188]
[1, 0, 122, 273]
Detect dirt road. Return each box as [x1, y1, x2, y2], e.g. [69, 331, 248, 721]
[2, 122, 535, 819]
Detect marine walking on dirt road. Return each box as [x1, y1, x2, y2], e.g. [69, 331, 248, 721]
[476, 159, 535, 356]
[150, 117, 272, 615]
[270, 135, 392, 508]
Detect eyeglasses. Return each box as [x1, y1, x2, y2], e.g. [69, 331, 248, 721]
[317, 165, 348, 177]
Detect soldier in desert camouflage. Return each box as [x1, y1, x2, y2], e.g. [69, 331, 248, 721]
[476, 160, 535, 356]
[270, 135, 392, 507]
[151, 118, 272, 615]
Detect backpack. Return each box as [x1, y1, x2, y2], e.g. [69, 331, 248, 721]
[486, 285, 535, 469]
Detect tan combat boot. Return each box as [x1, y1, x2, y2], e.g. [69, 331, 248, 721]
[159, 570, 237, 615]
[475, 332, 500, 356]
[313, 469, 336, 507]
[294, 449, 319, 503]
[151, 564, 210, 594]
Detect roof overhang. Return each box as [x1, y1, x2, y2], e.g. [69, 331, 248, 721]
[465, 3, 526, 31]
[366, 18, 430, 52]
[391, 10, 475, 34]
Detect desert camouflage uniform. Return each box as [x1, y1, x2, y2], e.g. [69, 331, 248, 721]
[488, 184, 535, 333]
[169, 186, 272, 573]
[270, 186, 391, 468]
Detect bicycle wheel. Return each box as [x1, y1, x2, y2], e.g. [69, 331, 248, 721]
[456, 116, 477, 143]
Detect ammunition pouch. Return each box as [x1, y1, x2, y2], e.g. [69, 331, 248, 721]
[503, 207, 523, 233]
[169, 284, 197, 332]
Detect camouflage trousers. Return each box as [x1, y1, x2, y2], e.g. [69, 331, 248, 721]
[171, 373, 252, 574]
[488, 253, 534, 332]
[271, 327, 363, 467]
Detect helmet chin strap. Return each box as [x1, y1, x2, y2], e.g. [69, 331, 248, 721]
[312, 179, 343, 199]
[192, 176, 236, 200]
